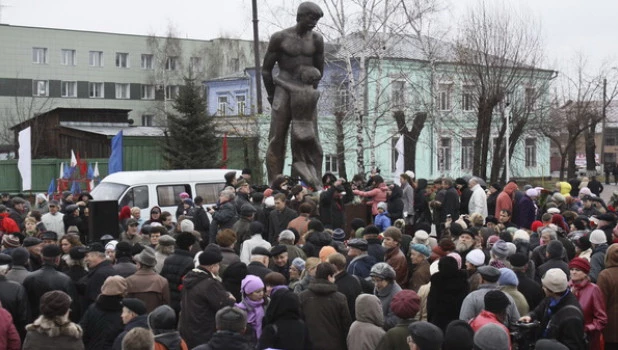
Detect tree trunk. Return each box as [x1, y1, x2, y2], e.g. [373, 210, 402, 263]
[585, 121, 598, 174]
[335, 111, 347, 179]
[566, 140, 577, 179]
[394, 111, 428, 173]
[473, 97, 494, 179]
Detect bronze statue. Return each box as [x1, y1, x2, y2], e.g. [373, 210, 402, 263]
[262, 1, 324, 189]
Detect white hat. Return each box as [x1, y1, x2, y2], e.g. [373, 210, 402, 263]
[405, 170, 415, 179]
[105, 240, 118, 251]
[466, 249, 485, 267]
[525, 188, 538, 198]
[512, 230, 530, 242]
[413, 230, 429, 245]
[547, 207, 561, 214]
[264, 196, 275, 208]
[542, 268, 568, 293]
[589, 229, 607, 244]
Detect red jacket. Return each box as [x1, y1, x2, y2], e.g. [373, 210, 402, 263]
[0, 307, 21, 350]
[495, 182, 518, 217]
[469, 310, 512, 349]
[569, 278, 607, 349]
[0, 213, 19, 234]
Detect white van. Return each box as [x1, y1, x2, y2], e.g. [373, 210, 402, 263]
[90, 169, 241, 220]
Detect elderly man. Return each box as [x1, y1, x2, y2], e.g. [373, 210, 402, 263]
[41, 200, 65, 237]
[83, 243, 117, 309]
[208, 189, 238, 244]
[268, 193, 298, 244]
[125, 246, 170, 312]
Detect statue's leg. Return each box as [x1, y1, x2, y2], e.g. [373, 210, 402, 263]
[266, 87, 291, 183]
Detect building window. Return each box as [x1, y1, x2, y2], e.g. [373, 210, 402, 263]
[525, 87, 536, 112]
[438, 137, 451, 171]
[141, 85, 155, 100]
[116, 52, 129, 68]
[89, 82, 104, 98]
[32, 80, 48, 96]
[89, 51, 103, 67]
[462, 86, 474, 111]
[142, 115, 154, 126]
[61, 81, 77, 97]
[392, 80, 405, 109]
[218, 96, 228, 116]
[141, 54, 154, 69]
[439, 84, 452, 111]
[32, 47, 48, 64]
[461, 138, 474, 170]
[236, 95, 246, 115]
[165, 56, 178, 71]
[525, 138, 536, 167]
[325, 154, 338, 173]
[115, 83, 130, 99]
[231, 58, 239, 72]
[337, 83, 350, 112]
[190, 57, 203, 73]
[165, 85, 179, 100]
[61, 49, 76, 66]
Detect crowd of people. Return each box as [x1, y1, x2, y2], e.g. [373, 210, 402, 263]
[0, 170, 617, 350]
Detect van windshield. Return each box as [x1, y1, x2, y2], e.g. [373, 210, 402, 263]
[91, 182, 129, 201]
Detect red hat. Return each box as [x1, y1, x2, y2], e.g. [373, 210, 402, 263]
[568, 257, 590, 275]
[530, 221, 544, 233]
[390, 290, 420, 319]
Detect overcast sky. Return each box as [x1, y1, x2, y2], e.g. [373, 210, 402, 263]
[1, 0, 616, 74]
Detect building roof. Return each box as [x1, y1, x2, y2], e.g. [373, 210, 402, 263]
[205, 70, 251, 83]
[61, 125, 165, 137]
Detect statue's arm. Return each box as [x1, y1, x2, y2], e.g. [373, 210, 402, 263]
[262, 33, 282, 105]
[313, 33, 325, 88]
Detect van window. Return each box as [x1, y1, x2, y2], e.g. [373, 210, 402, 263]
[196, 183, 222, 205]
[119, 185, 149, 209]
[157, 185, 191, 207]
[91, 182, 128, 201]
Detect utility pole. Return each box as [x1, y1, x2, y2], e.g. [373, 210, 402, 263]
[252, 0, 263, 114]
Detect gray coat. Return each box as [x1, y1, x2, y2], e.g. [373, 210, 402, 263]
[459, 283, 520, 325]
[6, 266, 30, 284]
[375, 282, 402, 330]
[589, 244, 608, 283]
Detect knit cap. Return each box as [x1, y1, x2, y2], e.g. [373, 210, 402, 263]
[390, 290, 420, 319]
[568, 257, 590, 275]
[491, 240, 509, 259]
[241, 274, 264, 295]
[465, 249, 485, 267]
[542, 268, 568, 293]
[483, 290, 511, 314]
[291, 257, 305, 272]
[1, 234, 20, 248]
[498, 268, 518, 286]
[443, 320, 474, 350]
[473, 323, 510, 350]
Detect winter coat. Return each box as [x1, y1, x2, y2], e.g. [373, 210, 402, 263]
[515, 270, 546, 311]
[536, 258, 570, 284]
[375, 319, 414, 350]
[386, 185, 404, 221]
[0, 307, 20, 350]
[0, 276, 29, 338]
[193, 331, 252, 350]
[460, 283, 520, 326]
[589, 243, 608, 282]
[401, 182, 414, 218]
[516, 195, 537, 229]
[374, 212, 391, 232]
[246, 261, 272, 281]
[501, 285, 530, 317]
[239, 234, 271, 264]
[178, 266, 235, 349]
[347, 253, 377, 279]
[23, 316, 83, 350]
[126, 268, 170, 312]
[112, 258, 137, 278]
[468, 184, 488, 218]
[40, 212, 64, 237]
[287, 214, 311, 240]
[258, 289, 311, 350]
[528, 291, 586, 350]
[407, 259, 430, 292]
[23, 263, 77, 321]
[299, 279, 352, 350]
[469, 310, 510, 335]
[160, 249, 194, 315]
[459, 185, 472, 215]
[353, 182, 389, 216]
[375, 281, 402, 330]
[385, 247, 408, 288]
[80, 295, 124, 350]
[346, 294, 386, 350]
[427, 260, 469, 331]
[440, 186, 460, 223]
[111, 314, 148, 350]
[191, 205, 210, 241]
[208, 201, 238, 244]
[334, 271, 362, 320]
[268, 207, 298, 243]
[301, 230, 332, 258]
[367, 237, 385, 262]
[495, 182, 518, 217]
[82, 260, 117, 308]
[319, 186, 348, 230]
[5, 265, 29, 285]
[568, 278, 607, 350]
[595, 243, 618, 343]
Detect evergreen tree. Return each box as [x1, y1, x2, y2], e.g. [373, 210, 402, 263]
[163, 77, 219, 169]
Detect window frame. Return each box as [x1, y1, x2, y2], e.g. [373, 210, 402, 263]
[142, 115, 154, 126]
[391, 80, 406, 110]
[89, 51, 104, 67]
[115, 83, 130, 99]
[165, 56, 179, 71]
[525, 138, 537, 167]
[461, 138, 474, 171]
[116, 52, 129, 68]
[165, 85, 179, 100]
[119, 185, 149, 209]
[141, 85, 155, 100]
[156, 184, 191, 207]
[32, 47, 48, 64]
[61, 81, 77, 98]
[89, 82, 104, 98]
[236, 95, 246, 115]
[218, 96, 228, 116]
[325, 154, 338, 174]
[438, 137, 452, 171]
[439, 83, 452, 111]
[33, 80, 49, 97]
[141, 54, 154, 70]
[196, 183, 222, 205]
[61, 49, 76, 66]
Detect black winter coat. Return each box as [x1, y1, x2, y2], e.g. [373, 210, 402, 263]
[23, 263, 77, 322]
[529, 291, 586, 350]
[112, 314, 148, 350]
[258, 289, 311, 350]
[160, 249, 194, 315]
[0, 276, 29, 339]
[268, 207, 298, 243]
[191, 206, 211, 242]
[302, 231, 333, 258]
[334, 271, 362, 320]
[209, 201, 238, 243]
[515, 271, 545, 311]
[179, 266, 235, 349]
[193, 331, 252, 350]
[387, 185, 404, 221]
[427, 257, 469, 331]
[80, 295, 124, 350]
[82, 260, 117, 309]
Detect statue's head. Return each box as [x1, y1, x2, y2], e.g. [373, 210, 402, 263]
[298, 65, 322, 85]
[297, 2, 324, 24]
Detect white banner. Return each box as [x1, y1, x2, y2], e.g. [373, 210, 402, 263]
[17, 127, 32, 191]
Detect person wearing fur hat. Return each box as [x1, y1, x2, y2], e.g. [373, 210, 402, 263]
[179, 244, 236, 348]
[567, 257, 607, 350]
[125, 246, 170, 312]
[376, 290, 420, 350]
[235, 275, 266, 345]
[80, 275, 128, 350]
[519, 268, 586, 350]
[23, 291, 82, 350]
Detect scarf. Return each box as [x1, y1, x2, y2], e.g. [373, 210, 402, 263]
[568, 278, 590, 297]
[236, 297, 265, 339]
[543, 289, 570, 337]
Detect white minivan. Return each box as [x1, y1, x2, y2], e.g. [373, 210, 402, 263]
[90, 169, 241, 220]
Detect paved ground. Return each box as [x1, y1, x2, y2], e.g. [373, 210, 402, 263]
[600, 182, 617, 203]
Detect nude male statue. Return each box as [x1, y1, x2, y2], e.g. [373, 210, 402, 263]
[262, 1, 324, 189]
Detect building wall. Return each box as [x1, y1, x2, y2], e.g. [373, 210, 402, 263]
[0, 25, 261, 134]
